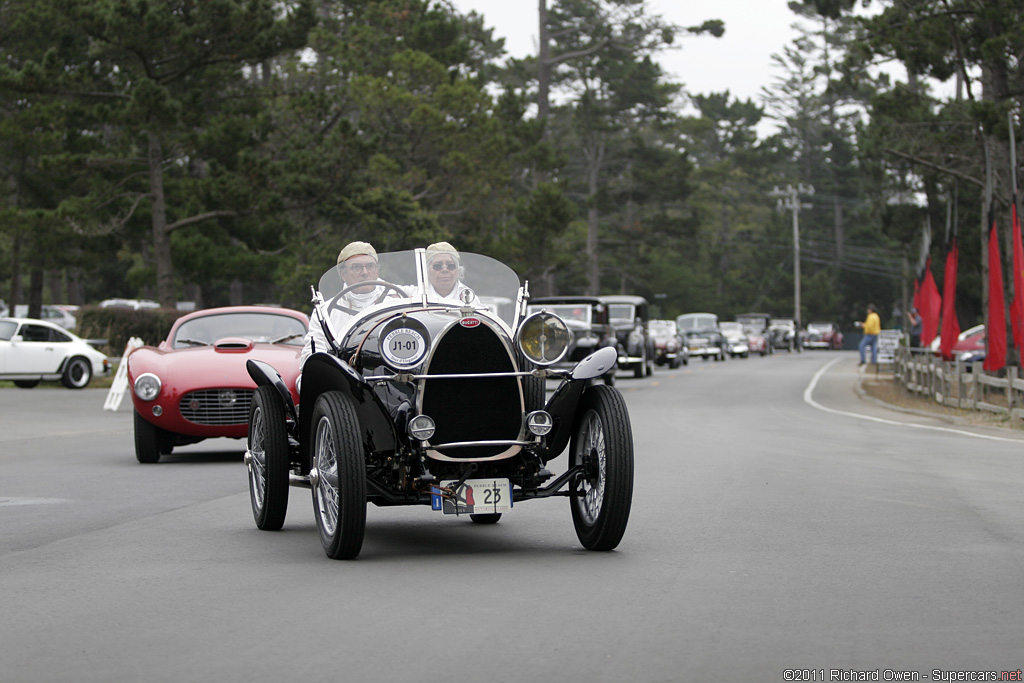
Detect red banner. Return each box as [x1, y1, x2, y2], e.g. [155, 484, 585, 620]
[1012, 202, 1024, 351]
[985, 219, 1007, 371]
[919, 258, 942, 348]
[939, 244, 960, 361]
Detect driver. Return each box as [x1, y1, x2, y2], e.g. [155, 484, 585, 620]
[419, 242, 480, 306]
[300, 241, 384, 367]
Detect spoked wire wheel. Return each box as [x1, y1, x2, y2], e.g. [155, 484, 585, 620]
[247, 385, 290, 530]
[569, 385, 634, 551]
[311, 392, 367, 559]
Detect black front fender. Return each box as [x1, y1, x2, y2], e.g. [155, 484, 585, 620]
[246, 359, 298, 424]
[299, 353, 398, 469]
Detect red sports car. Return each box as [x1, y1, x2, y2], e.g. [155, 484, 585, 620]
[127, 305, 308, 463]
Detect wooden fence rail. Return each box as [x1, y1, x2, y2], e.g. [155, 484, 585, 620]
[892, 347, 1024, 420]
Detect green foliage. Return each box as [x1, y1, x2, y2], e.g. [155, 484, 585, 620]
[77, 305, 186, 354]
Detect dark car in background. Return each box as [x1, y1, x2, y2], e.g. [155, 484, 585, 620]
[736, 312, 772, 356]
[601, 295, 655, 378]
[527, 296, 619, 385]
[649, 319, 687, 368]
[677, 312, 726, 362]
[769, 318, 800, 352]
[719, 321, 750, 358]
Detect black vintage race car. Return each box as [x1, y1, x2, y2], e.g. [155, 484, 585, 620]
[245, 249, 634, 559]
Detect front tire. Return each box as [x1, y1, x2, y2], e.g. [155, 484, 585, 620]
[14, 379, 39, 388]
[569, 385, 634, 551]
[311, 392, 367, 559]
[247, 386, 290, 531]
[134, 411, 172, 464]
[61, 357, 92, 389]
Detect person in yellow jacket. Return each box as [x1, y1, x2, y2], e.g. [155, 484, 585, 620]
[855, 303, 881, 365]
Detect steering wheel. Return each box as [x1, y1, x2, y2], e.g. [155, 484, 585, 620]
[326, 280, 408, 316]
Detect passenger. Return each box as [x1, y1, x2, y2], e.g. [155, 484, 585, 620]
[420, 242, 481, 306]
[301, 241, 383, 367]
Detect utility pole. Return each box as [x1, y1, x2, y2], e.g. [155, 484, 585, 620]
[770, 184, 814, 329]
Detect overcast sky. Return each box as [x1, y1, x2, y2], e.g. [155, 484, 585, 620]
[451, 0, 807, 110]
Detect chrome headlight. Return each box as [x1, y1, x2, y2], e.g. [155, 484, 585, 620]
[133, 373, 161, 401]
[517, 312, 570, 366]
[526, 410, 553, 436]
[409, 414, 436, 441]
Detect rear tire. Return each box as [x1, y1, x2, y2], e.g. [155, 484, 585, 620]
[61, 357, 92, 389]
[569, 385, 634, 551]
[310, 392, 367, 560]
[247, 386, 290, 531]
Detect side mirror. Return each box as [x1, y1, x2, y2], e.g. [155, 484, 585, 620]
[12, 335, 23, 343]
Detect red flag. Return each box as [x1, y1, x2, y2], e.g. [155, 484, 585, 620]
[939, 243, 961, 361]
[1012, 202, 1024, 351]
[919, 258, 942, 347]
[985, 219, 1007, 372]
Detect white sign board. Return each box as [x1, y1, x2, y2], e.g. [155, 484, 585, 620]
[877, 329, 903, 364]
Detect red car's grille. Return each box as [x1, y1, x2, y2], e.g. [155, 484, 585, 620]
[179, 389, 253, 426]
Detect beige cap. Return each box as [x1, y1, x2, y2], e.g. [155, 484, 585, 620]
[337, 241, 377, 265]
[425, 241, 459, 265]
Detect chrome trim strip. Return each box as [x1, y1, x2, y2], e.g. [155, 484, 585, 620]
[428, 439, 534, 449]
[369, 370, 551, 383]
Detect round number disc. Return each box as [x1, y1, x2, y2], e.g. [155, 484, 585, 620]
[381, 327, 427, 368]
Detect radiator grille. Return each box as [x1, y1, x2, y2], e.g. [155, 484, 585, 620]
[421, 323, 521, 459]
[179, 388, 253, 426]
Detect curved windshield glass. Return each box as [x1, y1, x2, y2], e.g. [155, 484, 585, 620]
[173, 312, 307, 348]
[316, 250, 522, 327]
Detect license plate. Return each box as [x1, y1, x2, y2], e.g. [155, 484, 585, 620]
[432, 478, 513, 515]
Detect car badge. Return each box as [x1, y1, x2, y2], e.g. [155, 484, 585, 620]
[460, 317, 480, 328]
[189, 398, 200, 411]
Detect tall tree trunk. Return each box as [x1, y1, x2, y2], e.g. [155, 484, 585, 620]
[534, 0, 552, 187]
[717, 192, 730, 299]
[47, 269, 62, 304]
[9, 231, 23, 309]
[832, 196, 844, 261]
[537, 0, 550, 124]
[147, 130, 175, 308]
[27, 262, 43, 319]
[585, 138, 604, 296]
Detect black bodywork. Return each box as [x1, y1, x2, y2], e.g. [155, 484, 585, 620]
[245, 250, 634, 558]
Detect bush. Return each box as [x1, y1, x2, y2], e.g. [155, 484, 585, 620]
[77, 306, 187, 355]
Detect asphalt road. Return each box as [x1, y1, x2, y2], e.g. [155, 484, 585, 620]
[2, 352, 1023, 683]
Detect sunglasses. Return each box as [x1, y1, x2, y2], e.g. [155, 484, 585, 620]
[345, 262, 378, 273]
[432, 261, 458, 272]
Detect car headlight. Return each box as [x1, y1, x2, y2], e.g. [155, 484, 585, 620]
[518, 312, 570, 366]
[133, 373, 161, 401]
